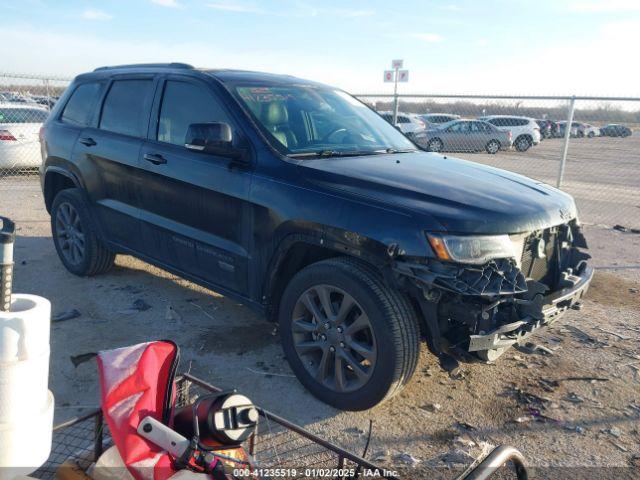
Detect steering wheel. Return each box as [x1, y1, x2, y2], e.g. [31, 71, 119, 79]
[320, 127, 349, 143]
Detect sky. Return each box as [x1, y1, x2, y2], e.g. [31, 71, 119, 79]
[0, 0, 639, 96]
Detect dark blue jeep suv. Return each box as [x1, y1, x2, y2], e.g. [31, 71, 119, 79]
[39, 63, 592, 410]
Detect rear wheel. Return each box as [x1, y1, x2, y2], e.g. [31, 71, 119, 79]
[278, 257, 420, 410]
[514, 135, 532, 152]
[427, 138, 443, 152]
[587, 131, 595, 138]
[485, 140, 500, 154]
[51, 188, 115, 276]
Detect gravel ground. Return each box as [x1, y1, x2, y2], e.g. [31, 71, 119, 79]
[1, 154, 639, 478]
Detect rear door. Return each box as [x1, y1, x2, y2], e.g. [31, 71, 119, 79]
[75, 76, 156, 251]
[137, 76, 253, 296]
[469, 121, 489, 149]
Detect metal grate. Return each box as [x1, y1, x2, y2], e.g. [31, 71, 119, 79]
[33, 374, 390, 480]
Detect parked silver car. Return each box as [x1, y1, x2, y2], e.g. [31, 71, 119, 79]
[414, 119, 513, 154]
[419, 113, 461, 128]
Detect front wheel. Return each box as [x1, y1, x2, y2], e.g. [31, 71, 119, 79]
[588, 131, 595, 138]
[485, 140, 500, 154]
[278, 257, 420, 410]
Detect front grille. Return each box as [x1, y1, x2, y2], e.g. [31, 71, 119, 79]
[520, 228, 559, 288]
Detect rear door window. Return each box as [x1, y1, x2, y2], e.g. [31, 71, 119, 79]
[61, 82, 102, 126]
[99, 79, 153, 137]
[157, 80, 230, 146]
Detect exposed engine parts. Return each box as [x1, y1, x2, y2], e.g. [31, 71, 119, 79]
[393, 221, 593, 361]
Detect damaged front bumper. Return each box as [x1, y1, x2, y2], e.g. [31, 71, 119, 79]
[393, 222, 593, 357]
[467, 264, 593, 352]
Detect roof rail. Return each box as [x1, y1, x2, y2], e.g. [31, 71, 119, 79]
[93, 63, 194, 72]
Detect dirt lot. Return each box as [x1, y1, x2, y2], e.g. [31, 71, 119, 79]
[1, 136, 639, 477]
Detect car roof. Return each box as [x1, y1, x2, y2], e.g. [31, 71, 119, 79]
[480, 115, 534, 120]
[80, 63, 330, 88]
[422, 113, 459, 117]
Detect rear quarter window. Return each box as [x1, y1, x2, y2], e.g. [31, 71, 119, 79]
[61, 82, 102, 127]
[99, 79, 153, 137]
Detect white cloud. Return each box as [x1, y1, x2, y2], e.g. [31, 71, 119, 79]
[206, 1, 264, 13]
[474, 38, 488, 47]
[408, 33, 443, 43]
[150, 0, 182, 8]
[206, 1, 374, 17]
[568, 0, 640, 12]
[81, 9, 113, 20]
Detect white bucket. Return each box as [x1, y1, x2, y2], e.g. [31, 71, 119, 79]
[0, 347, 50, 423]
[0, 390, 54, 479]
[0, 294, 51, 363]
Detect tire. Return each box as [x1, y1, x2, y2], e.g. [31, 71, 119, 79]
[427, 138, 443, 152]
[514, 135, 532, 152]
[278, 257, 420, 410]
[51, 188, 115, 276]
[587, 131, 595, 138]
[485, 139, 500, 154]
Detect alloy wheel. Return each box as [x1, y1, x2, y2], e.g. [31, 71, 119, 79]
[55, 202, 86, 266]
[291, 285, 377, 393]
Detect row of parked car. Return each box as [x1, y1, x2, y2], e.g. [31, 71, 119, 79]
[379, 111, 633, 154]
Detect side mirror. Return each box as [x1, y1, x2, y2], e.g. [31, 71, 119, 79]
[185, 122, 242, 159]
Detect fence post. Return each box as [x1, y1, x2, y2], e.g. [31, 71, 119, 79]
[392, 78, 399, 125]
[43, 79, 51, 111]
[557, 96, 576, 188]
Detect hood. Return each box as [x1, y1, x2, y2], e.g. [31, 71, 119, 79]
[299, 151, 577, 234]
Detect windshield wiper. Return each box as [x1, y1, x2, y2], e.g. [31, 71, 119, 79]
[289, 150, 385, 158]
[378, 148, 418, 154]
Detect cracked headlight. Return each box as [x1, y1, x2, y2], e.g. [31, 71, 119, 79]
[426, 233, 516, 265]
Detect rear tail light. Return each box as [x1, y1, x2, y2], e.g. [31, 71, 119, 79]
[0, 130, 17, 141]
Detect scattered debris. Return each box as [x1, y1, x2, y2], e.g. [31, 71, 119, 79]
[344, 426, 366, 435]
[421, 403, 442, 413]
[557, 376, 609, 383]
[629, 288, 638, 294]
[514, 416, 532, 424]
[118, 298, 151, 315]
[593, 326, 631, 340]
[70, 352, 97, 367]
[564, 392, 585, 404]
[372, 450, 390, 462]
[613, 224, 640, 234]
[630, 454, 640, 467]
[394, 452, 420, 467]
[244, 367, 295, 378]
[603, 427, 622, 438]
[52, 309, 81, 323]
[516, 342, 554, 356]
[609, 440, 627, 452]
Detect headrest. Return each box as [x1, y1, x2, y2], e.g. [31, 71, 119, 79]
[262, 102, 288, 126]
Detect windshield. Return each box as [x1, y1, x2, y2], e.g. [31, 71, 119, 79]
[233, 85, 416, 157]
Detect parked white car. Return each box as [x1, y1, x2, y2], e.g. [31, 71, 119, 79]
[477, 115, 541, 151]
[0, 103, 49, 169]
[378, 111, 426, 137]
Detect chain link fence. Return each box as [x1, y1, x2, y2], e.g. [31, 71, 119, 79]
[0, 73, 70, 182]
[1, 72, 638, 229]
[356, 93, 640, 229]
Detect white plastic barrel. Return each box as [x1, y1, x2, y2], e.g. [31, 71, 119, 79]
[0, 294, 53, 478]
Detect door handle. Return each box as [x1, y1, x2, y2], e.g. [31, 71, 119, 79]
[143, 153, 167, 165]
[79, 137, 96, 147]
